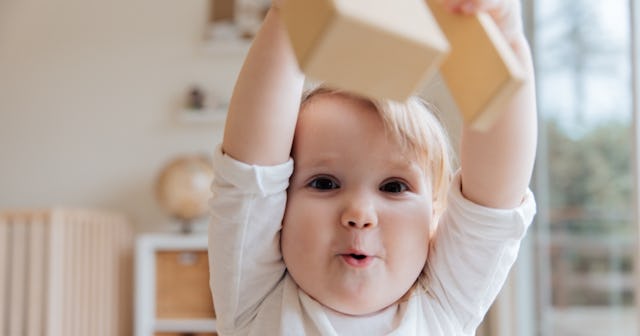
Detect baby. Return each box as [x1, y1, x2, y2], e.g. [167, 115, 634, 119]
[208, 0, 537, 335]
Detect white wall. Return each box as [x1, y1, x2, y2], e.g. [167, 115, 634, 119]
[0, 0, 460, 233]
[0, 0, 245, 232]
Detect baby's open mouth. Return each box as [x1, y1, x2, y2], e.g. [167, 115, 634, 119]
[341, 253, 374, 267]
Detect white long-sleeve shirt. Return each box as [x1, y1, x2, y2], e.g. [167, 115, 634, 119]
[208, 147, 536, 336]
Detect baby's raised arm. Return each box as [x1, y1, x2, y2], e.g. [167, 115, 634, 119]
[208, 5, 304, 333]
[453, 0, 538, 207]
[424, 1, 537, 332]
[222, 4, 304, 165]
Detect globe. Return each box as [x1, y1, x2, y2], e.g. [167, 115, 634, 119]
[155, 155, 214, 232]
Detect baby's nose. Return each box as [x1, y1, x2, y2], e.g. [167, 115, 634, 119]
[346, 219, 374, 229]
[340, 197, 378, 229]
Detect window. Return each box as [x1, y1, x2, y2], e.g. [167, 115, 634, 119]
[531, 0, 637, 334]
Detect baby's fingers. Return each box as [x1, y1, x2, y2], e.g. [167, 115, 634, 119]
[440, 0, 506, 14]
[440, 0, 523, 42]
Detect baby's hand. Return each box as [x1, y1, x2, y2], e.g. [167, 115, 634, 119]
[441, 0, 524, 43]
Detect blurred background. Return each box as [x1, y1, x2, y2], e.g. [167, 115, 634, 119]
[524, 0, 637, 334]
[0, 0, 241, 234]
[1, 0, 639, 335]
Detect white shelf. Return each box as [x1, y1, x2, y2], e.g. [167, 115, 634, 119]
[136, 233, 208, 251]
[203, 38, 251, 56]
[204, 21, 252, 56]
[178, 108, 227, 124]
[135, 233, 213, 336]
[154, 318, 217, 332]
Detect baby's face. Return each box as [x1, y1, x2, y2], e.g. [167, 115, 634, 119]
[281, 94, 433, 315]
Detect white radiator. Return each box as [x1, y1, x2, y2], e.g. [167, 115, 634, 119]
[0, 208, 133, 336]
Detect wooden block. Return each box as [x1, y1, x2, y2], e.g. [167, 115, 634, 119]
[281, 0, 449, 101]
[426, 0, 526, 131]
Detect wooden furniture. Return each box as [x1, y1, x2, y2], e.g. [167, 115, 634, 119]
[135, 233, 216, 336]
[0, 208, 133, 336]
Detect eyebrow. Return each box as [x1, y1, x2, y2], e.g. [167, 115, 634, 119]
[388, 160, 424, 178]
[297, 153, 421, 173]
[294, 153, 340, 169]
[383, 152, 421, 168]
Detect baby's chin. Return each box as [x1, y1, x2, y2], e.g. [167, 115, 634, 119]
[304, 276, 421, 316]
[318, 293, 401, 317]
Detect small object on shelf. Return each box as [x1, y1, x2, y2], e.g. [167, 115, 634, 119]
[234, 0, 270, 39]
[188, 87, 206, 110]
[155, 155, 214, 234]
[179, 86, 228, 124]
[205, 0, 256, 56]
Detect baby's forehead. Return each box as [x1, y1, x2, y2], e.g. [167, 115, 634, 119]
[296, 149, 418, 167]
[296, 90, 434, 167]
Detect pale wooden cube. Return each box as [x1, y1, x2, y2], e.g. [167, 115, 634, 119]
[281, 0, 449, 101]
[427, 0, 526, 131]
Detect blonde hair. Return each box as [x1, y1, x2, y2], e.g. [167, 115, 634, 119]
[300, 87, 455, 221]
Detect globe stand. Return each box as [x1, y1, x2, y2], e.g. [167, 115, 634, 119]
[178, 218, 194, 235]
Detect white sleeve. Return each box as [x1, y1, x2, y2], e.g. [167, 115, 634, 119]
[207, 145, 293, 334]
[423, 171, 536, 334]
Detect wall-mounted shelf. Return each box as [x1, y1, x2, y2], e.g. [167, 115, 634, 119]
[178, 108, 227, 124]
[203, 38, 251, 56]
[205, 0, 264, 57]
[154, 319, 217, 333]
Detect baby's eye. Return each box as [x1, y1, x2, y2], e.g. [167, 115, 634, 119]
[379, 180, 409, 193]
[308, 176, 340, 190]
